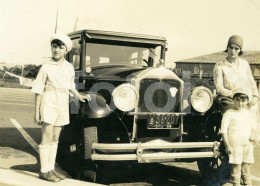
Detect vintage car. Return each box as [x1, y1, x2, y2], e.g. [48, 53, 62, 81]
[57, 29, 223, 183]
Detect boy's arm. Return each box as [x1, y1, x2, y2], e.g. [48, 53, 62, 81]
[34, 93, 42, 125]
[70, 88, 91, 102]
[220, 111, 233, 154]
[249, 111, 257, 142]
[222, 133, 232, 154]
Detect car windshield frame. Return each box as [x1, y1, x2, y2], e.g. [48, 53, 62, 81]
[84, 39, 163, 68]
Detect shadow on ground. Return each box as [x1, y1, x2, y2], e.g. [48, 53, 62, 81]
[0, 127, 40, 173]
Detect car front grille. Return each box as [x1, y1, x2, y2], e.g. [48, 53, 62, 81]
[138, 79, 181, 112]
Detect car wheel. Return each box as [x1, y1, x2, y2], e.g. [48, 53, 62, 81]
[197, 112, 230, 185]
[56, 117, 84, 179]
[197, 154, 230, 186]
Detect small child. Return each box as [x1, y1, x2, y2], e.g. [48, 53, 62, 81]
[220, 88, 254, 186]
[32, 33, 90, 182]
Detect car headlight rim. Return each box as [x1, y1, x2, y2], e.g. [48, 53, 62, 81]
[112, 83, 138, 112]
[191, 86, 213, 113]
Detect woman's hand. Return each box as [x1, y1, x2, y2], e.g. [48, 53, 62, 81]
[249, 96, 259, 106]
[78, 94, 91, 102]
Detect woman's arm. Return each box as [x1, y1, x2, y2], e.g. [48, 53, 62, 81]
[213, 63, 233, 97]
[245, 61, 259, 105]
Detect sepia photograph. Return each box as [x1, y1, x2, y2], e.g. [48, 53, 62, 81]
[0, 0, 260, 185]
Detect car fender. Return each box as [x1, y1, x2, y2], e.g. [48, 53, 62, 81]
[70, 92, 110, 118]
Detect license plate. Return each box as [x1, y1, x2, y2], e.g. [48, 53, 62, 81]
[147, 114, 178, 128]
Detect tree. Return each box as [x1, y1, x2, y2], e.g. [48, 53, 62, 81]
[23, 64, 41, 78]
[9, 65, 22, 76]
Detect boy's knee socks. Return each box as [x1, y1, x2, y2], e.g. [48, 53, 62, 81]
[39, 144, 50, 173]
[241, 164, 252, 185]
[230, 173, 241, 184]
[49, 142, 58, 171]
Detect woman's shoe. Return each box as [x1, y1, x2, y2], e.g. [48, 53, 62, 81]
[51, 170, 66, 180]
[39, 171, 60, 182]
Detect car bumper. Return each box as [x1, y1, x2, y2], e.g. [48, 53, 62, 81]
[91, 141, 220, 163]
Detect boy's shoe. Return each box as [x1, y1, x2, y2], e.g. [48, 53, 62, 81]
[51, 170, 66, 180]
[39, 171, 60, 182]
[242, 179, 252, 186]
[242, 175, 252, 186]
[230, 177, 241, 186]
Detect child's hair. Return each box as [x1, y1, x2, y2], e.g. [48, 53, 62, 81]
[233, 93, 249, 100]
[51, 39, 65, 46]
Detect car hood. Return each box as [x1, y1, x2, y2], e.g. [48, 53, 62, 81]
[90, 65, 183, 85]
[91, 65, 147, 80]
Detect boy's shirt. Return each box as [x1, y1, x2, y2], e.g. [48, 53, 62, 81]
[32, 59, 76, 95]
[220, 108, 252, 147]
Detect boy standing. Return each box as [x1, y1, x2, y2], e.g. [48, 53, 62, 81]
[32, 33, 91, 182]
[220, 88, 255, 186]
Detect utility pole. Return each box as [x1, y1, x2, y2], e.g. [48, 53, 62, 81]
[73, 17, 78, 31]
[21, 65, 24, 77]
[55, 0, 59, 33]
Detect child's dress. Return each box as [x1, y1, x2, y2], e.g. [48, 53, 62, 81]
[221, 108, 254, 164]
[32, 59, 76, 126]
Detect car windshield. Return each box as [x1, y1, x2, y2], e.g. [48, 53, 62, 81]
[85, 43, 162, 67]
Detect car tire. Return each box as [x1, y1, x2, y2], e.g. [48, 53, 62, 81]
[197, 155, 230, 186]
[197, 111, 230, 185]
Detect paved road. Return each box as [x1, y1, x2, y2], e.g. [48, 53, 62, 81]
[1, 87, 260, 186]
[0, 88, 101, 186]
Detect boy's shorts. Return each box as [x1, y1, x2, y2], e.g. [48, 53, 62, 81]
[229, 143, 254, 164]
[40, 89, 70, 126]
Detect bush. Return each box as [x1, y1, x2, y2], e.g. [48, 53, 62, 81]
[0, 64, 41, 89]
[23, 64, 42, 78]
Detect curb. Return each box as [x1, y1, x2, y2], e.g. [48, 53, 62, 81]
[0, 168, 103, 186]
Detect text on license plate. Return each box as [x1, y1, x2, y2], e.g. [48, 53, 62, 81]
[147, 114, 178, 128]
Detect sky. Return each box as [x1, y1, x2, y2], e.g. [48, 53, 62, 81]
[1, 0, 260, 67]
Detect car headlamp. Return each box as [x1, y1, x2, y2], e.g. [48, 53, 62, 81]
[112, 84, 138, 112]
[85, 66, 92, 73]
[191, 86, 213, 112]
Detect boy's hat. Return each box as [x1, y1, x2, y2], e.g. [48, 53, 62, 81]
[50, 33, 72, 52]
[232, 87, 251, 99]
[227, 35, 243, 49]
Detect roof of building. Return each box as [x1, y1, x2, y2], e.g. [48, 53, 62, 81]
[176, 51, 260, 64]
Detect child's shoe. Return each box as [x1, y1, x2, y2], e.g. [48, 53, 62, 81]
[39, 171, 60, 182]
[230, 175, 241, 186]
[51, 170, 66, 180]
[241, 175, 252, 186]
